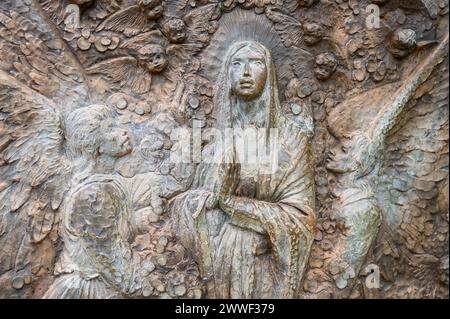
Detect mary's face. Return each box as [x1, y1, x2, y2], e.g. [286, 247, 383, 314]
[229, 46, 268, 101]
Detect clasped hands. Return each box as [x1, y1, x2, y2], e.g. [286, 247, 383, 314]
[206, 150, 241, 212]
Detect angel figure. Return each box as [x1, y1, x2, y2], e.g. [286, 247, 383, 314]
[170, 41, 316, 298]
[42, 104, 164, 299]
[0, 5, 164, 298]
[86, 30, 169, 94]
[161, 0, 219, 44]
[86, 3, 218, 94]
[324, 33, 449, 295]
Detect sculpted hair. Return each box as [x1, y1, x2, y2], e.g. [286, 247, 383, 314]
[350, 132, 380, 180]
[65, 104, 112, 159]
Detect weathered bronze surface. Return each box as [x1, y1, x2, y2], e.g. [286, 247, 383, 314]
[0, 0, 448, 299]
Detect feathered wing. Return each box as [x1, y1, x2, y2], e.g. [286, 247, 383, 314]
[0, 71, 71, 282]
[38, 0, 65, 24]
[265, 7, 303, 48]
[0, 4, 90, 106]
[399, 0, 440, 17]
[184, 3, 218, 45]
[283, 0, 302, 13]
[374, 55, 449, 298]
[86, 57, 152, 94]
[96, 5, 152, 37]
[165, 0, 190, 16]
[0, 2, 91, 293]
[38, 0, 122, 23]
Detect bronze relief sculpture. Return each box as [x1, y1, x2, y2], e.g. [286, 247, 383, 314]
[0, 0, 448, 299]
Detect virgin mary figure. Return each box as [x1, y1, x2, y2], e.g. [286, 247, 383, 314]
[170, 41, 316, 298]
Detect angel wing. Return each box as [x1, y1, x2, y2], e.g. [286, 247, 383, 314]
[0, 6, 90, 106]
[38, 0, 65, 24]
[373, 53, 449, 298]
[165, 0, 191, 16]
[281, 0, 298, 13]
[39, 0, 122, 24]
[265, 7, 303, 48]
[0, 2, 93, 295]
[96, 5, 153, 37]
[120, 29, 167, 49]
[184, 3, 218, 45]
[86, 57, 152, 94]
[0, 71, 71, 283]
[399, 0, 440, 18]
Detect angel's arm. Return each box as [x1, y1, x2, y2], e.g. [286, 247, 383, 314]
[370, 33, 449, 142]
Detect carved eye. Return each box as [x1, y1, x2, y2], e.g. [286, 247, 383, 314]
[150, 54, 160, 61]
[232, 61, 242, 67]
[341, 146, 348, 153]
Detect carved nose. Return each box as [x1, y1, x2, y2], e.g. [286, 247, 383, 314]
[243, 63, 251, 76]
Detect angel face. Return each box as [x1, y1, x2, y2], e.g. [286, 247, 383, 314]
[138, 44, 167, 73]
[303, 22, 324, 46]
[389, 28, 417, 59]
[326, 137, 357, 174]
[66, 105, 132, 159]
[99, 123, 133, 157]
[163, 18, 187, 44]
[315, 52, 337, 81]
[326, 133, 373, 177]
[229, 46, 268, 101]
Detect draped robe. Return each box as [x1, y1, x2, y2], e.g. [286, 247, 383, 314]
[170, 117, 316, 298]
